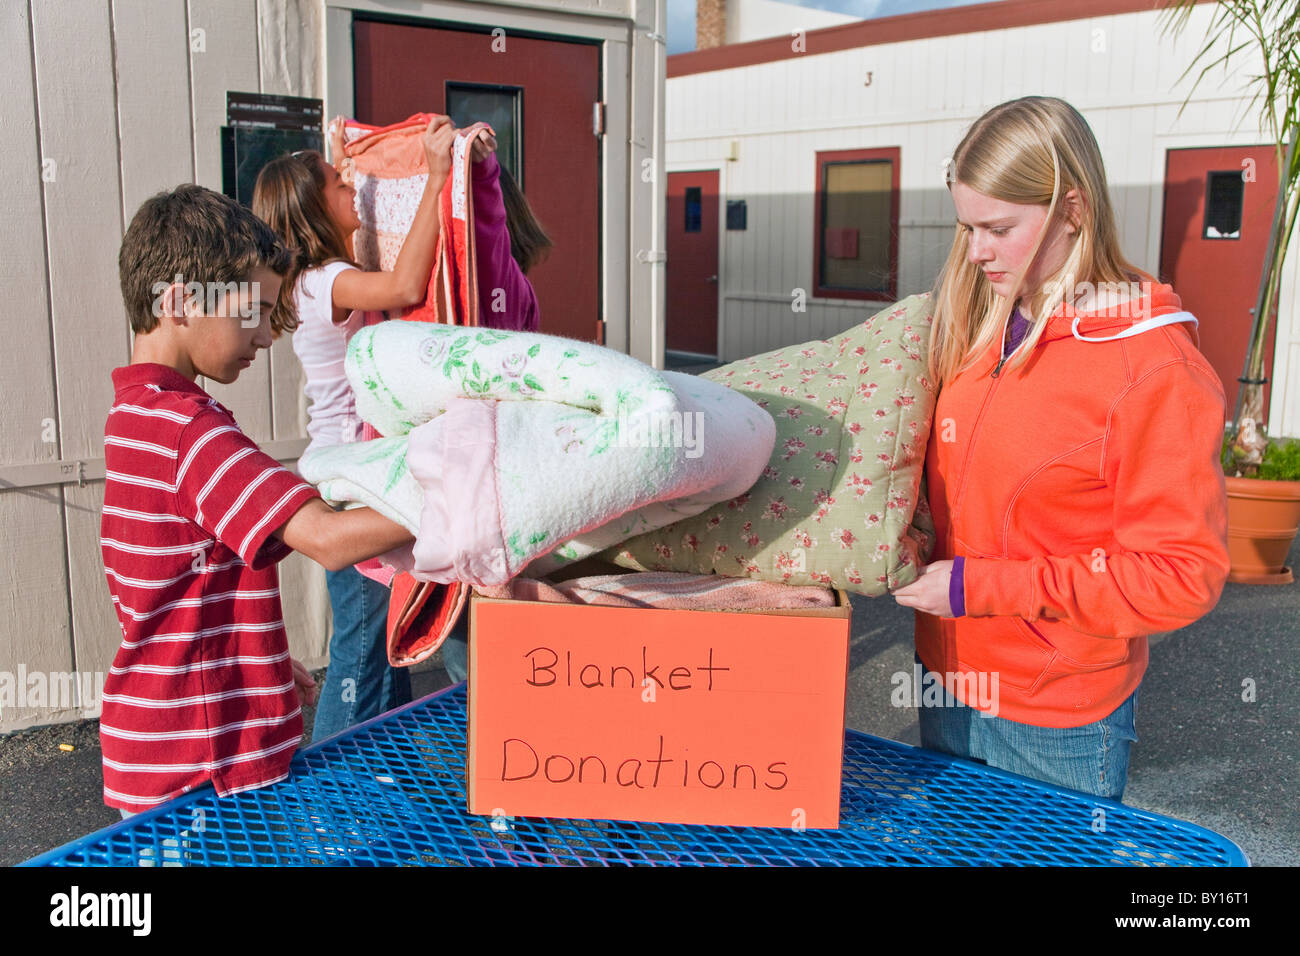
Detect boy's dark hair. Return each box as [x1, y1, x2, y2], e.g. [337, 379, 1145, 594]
[119, 183, 298, 336]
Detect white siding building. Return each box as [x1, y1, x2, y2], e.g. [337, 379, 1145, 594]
[665, 0, 1300, 441]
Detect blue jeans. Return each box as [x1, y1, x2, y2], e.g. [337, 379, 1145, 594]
[914, 656, 1138, 801]
[440, 609, 469, 684]
[313, 566, 412, 741]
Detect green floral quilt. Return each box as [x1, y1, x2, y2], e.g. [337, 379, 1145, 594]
[607, 294, 937, 597]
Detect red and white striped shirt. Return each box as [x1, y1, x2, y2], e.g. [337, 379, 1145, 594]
[99, 364, 320, 812]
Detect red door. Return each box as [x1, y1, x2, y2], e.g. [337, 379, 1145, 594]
[353, 17, 601, 342]
[1160, 146, 1280, 418]
[666, 170, 720, 356]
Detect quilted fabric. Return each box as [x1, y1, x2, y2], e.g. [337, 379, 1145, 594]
[332, 114, 490, 327]
[297, 323, 776, 588]
[606, 295, 938, 597]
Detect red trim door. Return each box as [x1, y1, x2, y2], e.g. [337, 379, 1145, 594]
[666, 170, 720, 356]
[353, 17, 601, 342]
[1160, 145, 1280, 418]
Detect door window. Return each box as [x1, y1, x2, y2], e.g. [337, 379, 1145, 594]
[446, 82, 523, 187]
[1203, 170, 1244, 240]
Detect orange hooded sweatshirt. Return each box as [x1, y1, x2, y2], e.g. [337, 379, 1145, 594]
[915, 282, 1230, 726]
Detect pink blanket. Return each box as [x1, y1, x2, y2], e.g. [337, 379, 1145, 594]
[475, 573, 837, 610]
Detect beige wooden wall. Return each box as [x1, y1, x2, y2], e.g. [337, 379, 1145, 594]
[0, 0, 665, 733]
[665, 3, 1300, 440]
[0, 0, 331, 733]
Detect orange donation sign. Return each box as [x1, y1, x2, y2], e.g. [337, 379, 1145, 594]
[467, 592, 851, 829]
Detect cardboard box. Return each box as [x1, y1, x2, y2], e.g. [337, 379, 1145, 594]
[467, 589, 851, 829]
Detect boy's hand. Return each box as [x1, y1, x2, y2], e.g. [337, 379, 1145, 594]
[470, 128, 498, 163]
[291, 657, 319, 707]
[891, 560, 954, 617]
[422, 115, 457, 184]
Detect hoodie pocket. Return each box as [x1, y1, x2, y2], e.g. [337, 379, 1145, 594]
[1025, 617, 1131, 672]
[954, 615, 1056, 693]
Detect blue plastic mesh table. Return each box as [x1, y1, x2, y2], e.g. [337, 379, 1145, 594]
[24, 683, 1246, 866]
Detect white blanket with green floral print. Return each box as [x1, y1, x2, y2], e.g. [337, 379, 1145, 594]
[297, 322, 775, 586]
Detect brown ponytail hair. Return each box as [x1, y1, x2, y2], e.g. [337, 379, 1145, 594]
[252, 150, 356, 332]
[498, 163, 552, 275]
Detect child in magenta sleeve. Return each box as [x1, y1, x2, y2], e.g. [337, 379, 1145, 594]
[468, 128, 549, 332]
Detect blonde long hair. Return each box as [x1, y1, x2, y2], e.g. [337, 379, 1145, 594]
[929, 97, 1145, 385]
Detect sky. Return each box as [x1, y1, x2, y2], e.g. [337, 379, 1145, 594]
[667, 0, 992, 55]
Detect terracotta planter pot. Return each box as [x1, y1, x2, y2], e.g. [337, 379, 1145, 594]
[1224, 475, 1300, 585]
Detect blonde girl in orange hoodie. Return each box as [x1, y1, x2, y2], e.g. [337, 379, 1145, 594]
[892, 97, 1230, 801]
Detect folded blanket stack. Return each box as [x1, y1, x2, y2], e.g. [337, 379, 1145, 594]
[299, 322, 777, 588]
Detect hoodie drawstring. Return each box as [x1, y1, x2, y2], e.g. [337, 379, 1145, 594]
[1070, 311, 1198, 343]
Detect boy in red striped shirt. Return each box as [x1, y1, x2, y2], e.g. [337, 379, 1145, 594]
[101, 184, 413, 814]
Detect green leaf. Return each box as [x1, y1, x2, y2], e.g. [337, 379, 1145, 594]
[383, 447, 407, 495]
[527, 343, 541, 358]
[590, 421, 617, 456]
[472, 360, 482, 379]
[523, 374, 544, 392]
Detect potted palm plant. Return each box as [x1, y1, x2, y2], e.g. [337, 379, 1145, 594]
[1163, 0, 1300, 584]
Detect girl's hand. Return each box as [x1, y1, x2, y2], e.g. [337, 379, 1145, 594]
[891, 559, 954, 617]
[422, 115, 457, 184]
[290, 657, 319, 707]
[470, 128, 498, 163]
